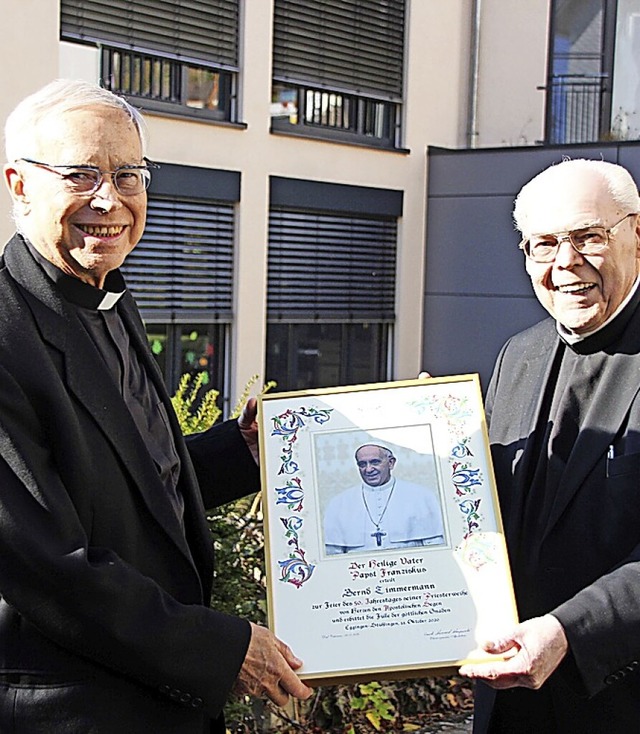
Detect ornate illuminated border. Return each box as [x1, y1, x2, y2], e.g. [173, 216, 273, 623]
[410, 393, 484, 539]
[270, 407, 333, 587]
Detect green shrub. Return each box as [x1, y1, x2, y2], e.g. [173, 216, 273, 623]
[171, 371, 222, 436]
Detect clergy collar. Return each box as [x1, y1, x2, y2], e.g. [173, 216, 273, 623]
[362, 477, 396, 493]
[557, 276, 640, 355]
[22, 235, 126, 311]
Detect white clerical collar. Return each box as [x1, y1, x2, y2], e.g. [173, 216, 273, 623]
[96, 290, 126, 310]
[23, 235, 127, 311]
[362, 477, 395, 493]
[557, 275, 640, 344]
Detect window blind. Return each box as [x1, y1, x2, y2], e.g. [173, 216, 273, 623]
[60, 0, 239, 69]
[267, 209, 397, 321]
[121, 196, 234, 321]
[272, 0, 405, 99]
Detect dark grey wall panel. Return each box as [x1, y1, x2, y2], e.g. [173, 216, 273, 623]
[422, 294, 546, 391]
[423, 141, 640, 392]
[427, 144, 621, 197]
[616, 145, 640, 183]
[425, 195, 527, 297]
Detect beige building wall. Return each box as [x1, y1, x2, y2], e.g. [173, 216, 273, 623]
[475, 0, 550, 147]
[0, 0, 552, 400]
[0, 0, 60, 235]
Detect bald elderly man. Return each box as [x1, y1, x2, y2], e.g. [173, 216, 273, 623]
[460, 159, 640, 733]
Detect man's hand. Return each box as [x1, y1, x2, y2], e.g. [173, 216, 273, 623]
[237, 397, 259, 465]
[233, 623, 313, 707]
[459, 614, 568, 690]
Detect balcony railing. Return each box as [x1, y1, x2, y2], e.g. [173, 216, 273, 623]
[102, 47, 235, 122]
[271, 83, 400, 148]
[545, 73, 606, 145]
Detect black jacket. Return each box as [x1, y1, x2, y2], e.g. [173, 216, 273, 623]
[474, 315, 640, 733]
[0, 235, 259, 733]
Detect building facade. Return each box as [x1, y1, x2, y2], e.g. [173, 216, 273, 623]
[422, 0, 640, 389]
[1, 1, 638, 408]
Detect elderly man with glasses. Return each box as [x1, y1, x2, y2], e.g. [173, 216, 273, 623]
[0, 79, 311, 734]
[459, 159, 640, 733]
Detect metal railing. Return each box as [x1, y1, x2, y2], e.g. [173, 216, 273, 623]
[545, 74, 606, 144]
[271, 83, 400, 148]
[101, 47, 234, 121]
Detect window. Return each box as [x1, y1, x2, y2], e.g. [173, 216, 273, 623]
[271, 0, 406, 148]
[122, 195, 234, 317]
[147, 323, 228, 398]
[60, 0, 239, 121]
[266, 177, 401, 392]
[119, 163, 240, 410]
[267, 323, 391, 391]
[610, 0, 640, 139]
[546, 0, 640, 143]
[101, 49, 234, 121]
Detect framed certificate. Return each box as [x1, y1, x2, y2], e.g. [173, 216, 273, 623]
[258, 375, 517, 686]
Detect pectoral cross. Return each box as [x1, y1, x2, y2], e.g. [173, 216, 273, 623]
[371, 528, 386, 546]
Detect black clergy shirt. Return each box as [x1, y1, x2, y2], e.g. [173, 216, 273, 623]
[22, 236, 184, 524]
[513, 281, 640, 617]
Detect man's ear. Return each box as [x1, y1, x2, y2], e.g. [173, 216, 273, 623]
[634, 213, 640, 257]
[4, 163, 30, 214]
[4, 163, 25, 198]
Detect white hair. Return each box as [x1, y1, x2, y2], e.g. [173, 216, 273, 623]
[4, 78, 147, 161]
[513, 158, 640, 234]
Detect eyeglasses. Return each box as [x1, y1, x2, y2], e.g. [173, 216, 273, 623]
[17, 157, 159, 196]
[519, 212, 638, 263]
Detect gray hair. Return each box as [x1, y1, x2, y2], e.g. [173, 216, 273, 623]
[4, 78, 147, 161]
[513, 158, 640, 235]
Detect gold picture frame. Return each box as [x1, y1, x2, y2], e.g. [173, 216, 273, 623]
[258, 375, 517, 686]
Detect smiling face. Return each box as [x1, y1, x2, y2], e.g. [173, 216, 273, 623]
[521, 170, 640, 334]
[355, 445, 396, 487]
[4, 106, 147, 288]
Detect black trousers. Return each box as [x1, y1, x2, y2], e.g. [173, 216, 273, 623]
[488, 687, 558, 733]
[0, 675, 216, 734]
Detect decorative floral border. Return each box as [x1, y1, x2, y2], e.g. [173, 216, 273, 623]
[410, 392, 485, 539]
[270, 407, 333, 588]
